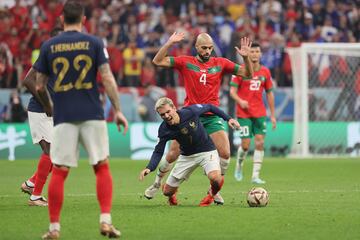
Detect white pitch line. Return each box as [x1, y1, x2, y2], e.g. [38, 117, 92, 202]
[1, 189, 359, 198]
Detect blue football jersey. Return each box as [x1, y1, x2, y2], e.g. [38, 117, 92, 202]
[28, 96, 44, 113]
[33, 31, 108, 125]
[146, 104, 231, 171]
[28, 62, 55, 113]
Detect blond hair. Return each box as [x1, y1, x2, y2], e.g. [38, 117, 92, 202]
[155, 97, 175, 111]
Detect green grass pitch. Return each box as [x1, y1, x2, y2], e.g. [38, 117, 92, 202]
[0, 157, 359, 239]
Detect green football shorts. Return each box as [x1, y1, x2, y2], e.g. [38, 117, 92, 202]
[237, 117, 267, 138]
[200, 115, 226, 135]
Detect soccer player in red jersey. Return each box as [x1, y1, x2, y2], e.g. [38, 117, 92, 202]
[230, 42, 276, 184]
[144, 32, 253, 205]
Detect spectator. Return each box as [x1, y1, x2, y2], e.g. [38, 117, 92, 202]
[141, 57, 156, 86]
[261, 33, 284, 85]
[297, 12, 316, 41]
[143, 31, 161, 59]
[122, 38, 145, 87]
[0, 43, 14, 88]
[5, 90, 27, 122]
[107, 41, 124, 85]
[138, 83, 165, 122]
[0, 0, 359, 90]
[321, 16, 338, 42]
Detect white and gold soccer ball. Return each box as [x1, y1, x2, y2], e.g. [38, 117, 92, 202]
[247, 187, 269, 207]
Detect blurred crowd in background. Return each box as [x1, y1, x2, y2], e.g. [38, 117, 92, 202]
[0, 0, 359, 122]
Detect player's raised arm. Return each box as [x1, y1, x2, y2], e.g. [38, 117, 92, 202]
[35, 71, 52, 117]
[99, 63, 128, 134]
[234, 37, 254, 78]
[152, 32, 185, 67]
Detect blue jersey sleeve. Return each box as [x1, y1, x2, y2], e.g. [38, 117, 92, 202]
[189, 104, 231, 121]
[146, 124, 171, 171]
[33, 43, 50, 75]
[95, 37, 109, 67]
[146, 137, 168, 171]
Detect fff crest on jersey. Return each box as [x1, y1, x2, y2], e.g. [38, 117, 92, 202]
[180, 127, 189, 135]
[189, 121, 196, 129]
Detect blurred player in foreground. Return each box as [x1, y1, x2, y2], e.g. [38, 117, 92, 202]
[139, 97, 240, 206]
[34, 1, 128, 239]
[21, 27, 63, 207]
[230, 42, 276, 184]
[145, 32, 253, 205]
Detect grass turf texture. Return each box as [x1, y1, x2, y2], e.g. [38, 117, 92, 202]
[0, 158, 359, 240]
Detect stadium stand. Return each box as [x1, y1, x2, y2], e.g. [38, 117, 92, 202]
[0, 0, 358, 122]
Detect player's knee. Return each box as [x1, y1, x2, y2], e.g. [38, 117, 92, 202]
[218, 150, 230, 160]
[208, 170, 221, 182]
[240, 139, 251, 152]
[166, 151, 179, 163]
[254, 139, 264, 149]
[241, 145, 250, 152]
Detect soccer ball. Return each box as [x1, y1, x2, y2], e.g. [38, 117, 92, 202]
[247, 187, 269, 207]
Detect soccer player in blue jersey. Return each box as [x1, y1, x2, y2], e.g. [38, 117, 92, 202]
[139, 97, 240, 206]
[34, 2, 128, 239]
[20, 27, 63, 207]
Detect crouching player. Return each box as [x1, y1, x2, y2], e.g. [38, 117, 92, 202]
[139, 97, 240, 206]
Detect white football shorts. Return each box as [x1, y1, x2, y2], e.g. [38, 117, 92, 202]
[166, 150, 220, 187]
[28, 111, 53, 144]
[50, 120, 109, 167]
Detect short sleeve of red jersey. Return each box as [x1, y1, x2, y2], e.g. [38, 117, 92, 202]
[169, 56, 186, 70]
[264, 68, 273, 92]
[219, 57, 240, 75]
[230, 75, 242, 88]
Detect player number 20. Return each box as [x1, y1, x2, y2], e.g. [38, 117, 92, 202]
[199, 73, 206, 85]
[53, 54, 93, 92]
[239, 126, 249, 137]
[249, 80, 261, 91]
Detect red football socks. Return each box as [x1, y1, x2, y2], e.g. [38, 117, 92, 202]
[33, 154, 52, 196]
[28, 172, 37, 185]
[94, 163, 113, 213]
[48, 167, 69, 223]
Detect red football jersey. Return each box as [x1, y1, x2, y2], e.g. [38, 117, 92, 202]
[170, 56, 239, 107]
[230, 65, 273, 118]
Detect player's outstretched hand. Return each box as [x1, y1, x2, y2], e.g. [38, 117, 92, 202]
[235, 37, 252, 57]
[271, 116, 277, 130]
[168, 32, 185, 45]
[139, 168, 151, 181]
[228, 118, 240, 130]
[114, 111, 128, 135]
